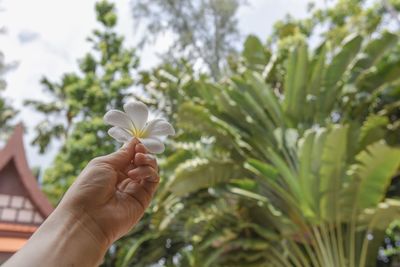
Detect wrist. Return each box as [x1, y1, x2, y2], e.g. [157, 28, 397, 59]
[5, 205, 110, 267]
[51, 204, 111, 253]
[45, 205, 110, 266]
[36, 205, 110, 266]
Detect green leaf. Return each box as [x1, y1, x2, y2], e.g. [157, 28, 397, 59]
[325, 35, 363, 89]
[305, 44, 326, 123]
[319, 125, 349, 220]
[322, 35, 363, 114]
[356, 58, 400, 93]
[283, 42, 309, 124]
[349, 142, 400, 212]
[246, 159, 279, 181]
[350, 31, 398, 82]
[168, 159, 242, 196]
[228, 186, 269, 202]
[120, 233, 157, 267]
[177, 102, 241, 148]
[358, 115, 389, 150]
[265, 147, 302, 200]
[244, 72, 284, 127]
[297, 130, 319, 217]
[358, 199, 400, 231]
[242, 35, 269, 68]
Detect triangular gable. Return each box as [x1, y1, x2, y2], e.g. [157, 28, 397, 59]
[0, 124, 53, 224]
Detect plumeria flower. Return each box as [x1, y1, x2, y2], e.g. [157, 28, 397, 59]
[104, 101, 175, 154]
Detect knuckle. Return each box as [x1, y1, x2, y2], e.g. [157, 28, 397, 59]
[128, 168, 137, 175]
[89, 157, 103, 165]
[143, 166, 153, 173]
[134, 153, 146, 164]
[139, 166, 148, 172]
[137, 143, 145, 150]
[88, 156, 113, 170]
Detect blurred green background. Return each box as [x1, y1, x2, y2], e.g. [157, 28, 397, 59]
[1, 0, 400, 266]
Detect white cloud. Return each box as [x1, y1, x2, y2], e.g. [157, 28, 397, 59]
[17, 30, 40, 44]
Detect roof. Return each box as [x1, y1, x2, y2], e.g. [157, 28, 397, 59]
[0, 124, 54, 254]
[0, 124, 53, 217]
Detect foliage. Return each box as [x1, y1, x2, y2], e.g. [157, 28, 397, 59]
[116, 1, 400, 265]
[0, 53, 17, 140]
[26, 0, 139, 204]
[28, 0, 400, 266]
[248, 0, 400, 127]
[131, 0, 244, 79]
[378, 220, 400, 265]
[270, 0, 397, 46]
[0, 13, 17, 141]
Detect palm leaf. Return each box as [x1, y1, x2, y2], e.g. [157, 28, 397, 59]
[319, 125, 349, 221]
[344, 142, 400, 214]
[168, 159, 243, 196]
[358, 115, 389, 150]
[350, 31, 398, 82]
[321, 35, 363, 115]
[283, 42, 308, 124]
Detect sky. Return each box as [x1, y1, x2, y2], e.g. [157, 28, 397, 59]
[0, 0, 318, 170]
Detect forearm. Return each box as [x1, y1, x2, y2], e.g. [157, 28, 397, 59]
[3, 206, 109, 267]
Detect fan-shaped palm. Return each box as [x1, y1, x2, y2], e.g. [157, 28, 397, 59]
[117, 31, 400, 267]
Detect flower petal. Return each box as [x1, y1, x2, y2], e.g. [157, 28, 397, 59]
[108, 127, 132, 143]
[139, 137, 165, 154]
[144, 119, 175, 137]
[124, 101, 148, 131]
[104, 110, 133, 130]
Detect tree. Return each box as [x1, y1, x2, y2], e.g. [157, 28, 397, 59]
[0, 53, 17, 141]
[122, 35, 400, 267]
[27, 0, 400, 265]
[0, 3, 17, 141]
[26, 0, 139, 203]
[115, 1, 400, 265]
[264, 3, 400, 263]
[131, 0, 244, 79]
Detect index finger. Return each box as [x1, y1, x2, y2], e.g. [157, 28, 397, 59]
[135, 153, 158, 172]
[99, 138, 138, 169]
[135, 143, 148, 154]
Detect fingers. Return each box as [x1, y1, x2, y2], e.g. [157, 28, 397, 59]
[117, 144, 160, 213]
[135, 143, 148, 154]
[128, 165, 159, 198]
[128, 166, 159, 182]
[122, 142, 148, 171]
[92, 138, 138, 169]
[134, 153, 158, 172]
[118, 179, 159, 212]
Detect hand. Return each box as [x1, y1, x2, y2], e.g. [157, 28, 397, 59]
[58, 138, 159, 248]
[3, 138, 159, 267]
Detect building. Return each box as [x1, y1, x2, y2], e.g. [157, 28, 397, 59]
[0, 125, 53, 263]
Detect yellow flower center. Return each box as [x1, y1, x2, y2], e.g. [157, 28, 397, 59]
[131, 127, 148, 138]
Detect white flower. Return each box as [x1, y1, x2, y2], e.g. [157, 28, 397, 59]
[104, 101, 175, 154]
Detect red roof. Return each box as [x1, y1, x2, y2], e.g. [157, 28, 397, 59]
[0, 124, 54, 255]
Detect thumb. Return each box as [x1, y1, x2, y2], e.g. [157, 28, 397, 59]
[101, 138, 138, 169]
